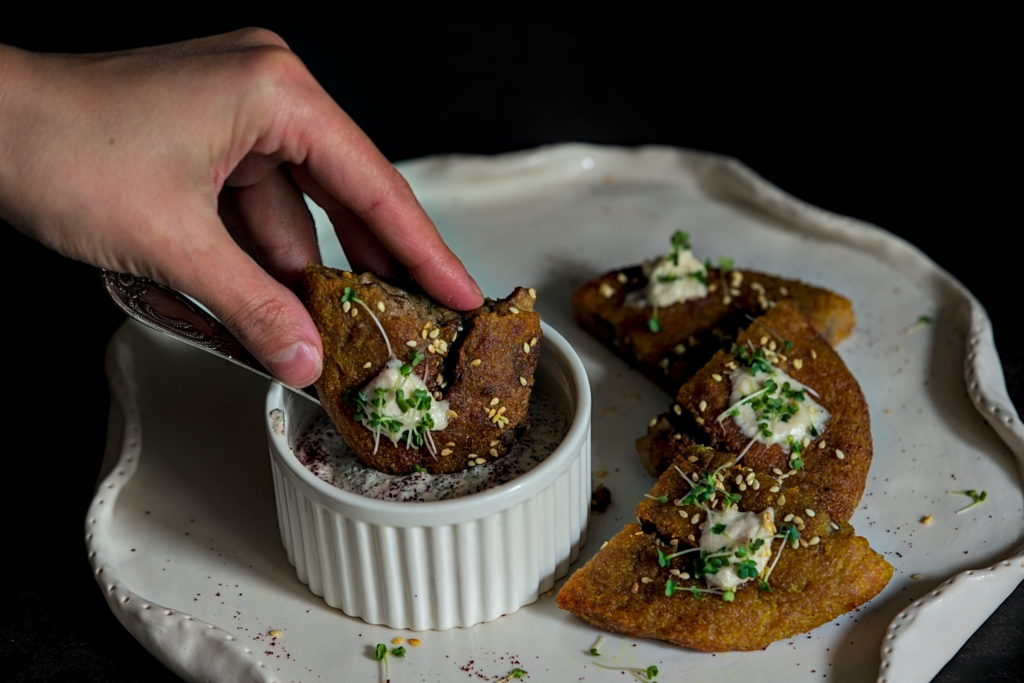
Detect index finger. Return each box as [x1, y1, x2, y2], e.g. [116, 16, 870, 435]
[276, 80, 483, 310]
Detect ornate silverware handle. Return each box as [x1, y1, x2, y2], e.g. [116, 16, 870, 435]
[102, 270, 320, 405]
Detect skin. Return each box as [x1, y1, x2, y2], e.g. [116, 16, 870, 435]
[0, 29, 483, 387]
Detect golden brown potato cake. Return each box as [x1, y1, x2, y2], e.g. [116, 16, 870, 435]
[555, 520, 892, 652]
[305, 265, 541, 474]
[571, 265, 854, 395]
[636, 300, 872, 523]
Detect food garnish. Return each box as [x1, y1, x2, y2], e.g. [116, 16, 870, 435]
[948, 489, 987, 514]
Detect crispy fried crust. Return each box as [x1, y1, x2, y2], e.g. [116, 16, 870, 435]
[571, 266, 854, 395]
[637, 300, 872, 522]
[305, 265, 541, 474]
[555, 520, 892, 652]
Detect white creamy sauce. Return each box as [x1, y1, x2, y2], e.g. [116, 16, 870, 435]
[296, 389, 569, 502]
[358, 357, 449, 447]
[626, 249, 708, 308]
[699, 507, 776, 592]
[725, 366, 829, 451]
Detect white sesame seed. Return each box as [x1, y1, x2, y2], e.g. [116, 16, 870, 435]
[523, 343, 530, 353]
[783, 513, 794, 522]
[509, 306, 520, 314]
[712, 373, 723, 382]
[835, 449, 846, 460]
[699, 400, 707, 412]
[489, 397, 500, 406]
[777, 494, 787, 506]
[342, 301, 351, 313]
[351, 308, 359, 318]
[376, 301, 385, 313]
[673, 404, 682, 415]
[447, 410, 458, 419]
[674, 343, 686, 355]
[616, 273, 628, 284]
[599, 283, 616, 298]
[406, 340, 418, 347]
[921, 515, 933, 525]
[811, 349, 818, 359]
[429, 328, 440, 339]
[471, 358, 482, 366]
[520, 377, 528, 386]
[648, 417, 658, 427]
[441, 448, 453, 456]
[809, 536, 820, 546]
[489, 448, 498, 457]
[691, 514, 700, 524]
[793, 358, 804, 370]
[760, 336, 769, 346]
[805, 509, 815, 518]
[363, 362, 372, 369]
[528, 287, 537, 298]
[530, 337, 538, 347]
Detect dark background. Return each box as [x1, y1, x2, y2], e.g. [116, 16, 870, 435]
[2, 4, 1020, 681]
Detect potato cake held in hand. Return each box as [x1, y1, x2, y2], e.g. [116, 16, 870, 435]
[304, 265, 541, 475]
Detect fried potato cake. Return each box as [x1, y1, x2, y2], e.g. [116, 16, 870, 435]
[636, 300, 871, 523]
[557, 446, 892, 652]
[555, 520, 892, 652]
[305, 265, 541, 474]
[571, 265, 854, 395]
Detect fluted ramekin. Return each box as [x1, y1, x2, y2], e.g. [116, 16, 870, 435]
[265, 321, 591, 630]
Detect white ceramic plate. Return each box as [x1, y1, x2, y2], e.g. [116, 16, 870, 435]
[89, 144, 1024, 683]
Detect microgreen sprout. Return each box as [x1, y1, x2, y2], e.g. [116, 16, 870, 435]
[593, 661, 660, 681]
[648, 314, 662, 333]
[904, 314, 935, 335]
[374, 643, 406, 682]
[495, 668, 528, 682]
[342, 286, 393, 357]
[644, 493, 669, 504]
[948, 489, 987, 514]
[589, 635, 605, 656]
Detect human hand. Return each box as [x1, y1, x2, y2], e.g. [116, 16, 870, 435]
[0, 29, 483, 387]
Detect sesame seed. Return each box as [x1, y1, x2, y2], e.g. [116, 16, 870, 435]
[783, 513, 794, 522]
[467, 459, 476, 467]
[530, 337, 538, 346]
[342, 301, 351, 313]
[599, 283, 616, 298]
[911, 573, 924, 580]
[640, 576, 652, 584]
[687, 533, 696, 542]
[350, 308, 359, 317]
[475, 457, 486, 465]
[699, 400, 707, 412]
[429, 328, 440, 339]
[437, 339, 448, 352]
[780, 286, 789, 296]
[433, 391, 442, 400]
[819, 441, 827, 449]
[421, 329, 429, 340]
[686, 455, 698, 463]
[691, 514, 700, 524]
[528, 287, 537, 298]
[427, 344, 436, 354]
[376, 301, 385, 313]
[712, 373, 723, 382]
[520, 376, 528, 386]
[772, 467, 784, 475]
[809, 536, 820, 546]
[793, 358, 803, 370]
[441, 448, 453, 456]
[760, 336, 769, 346]
[659, 358, 670, 370]
[631, 582, 639, 593]
[489, 440, 498, 447]
[489, 397, 500, 406]
[921, 515, 933, 525]
[735, 474, 744, 485]
[805, 509, 815, 517]
[722, 295, 732, 305]
[679, 572, 691, 580]
[830, 522, 840, 530]
[768, 340, 777, 351]
[738, 482, 747, 491]
[769, 485, 780, 493]
[447, 410, 458, 419]
[673, 404, 682, 415]
[523, 343, 530, 353]
[363, 362, 372, 369]
[600, 541, 609, 550]
[674, 343, 686, 354]
[777, 494, 787, 506]
[616, 273, 628, 284]
[445, 442, 455, 447]
[811, 349, 818, 359]
[471, 358, 482, 366]
[406, 340, 418, 347]
[799, 539, 808, 548]
[509, 306, 520, 314]
[269, 629, 283, 637]
[835, 449, 846, 460]
[752, 480, 760, 490]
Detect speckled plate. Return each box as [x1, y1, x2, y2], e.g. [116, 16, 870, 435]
[88, 144, 1024, 683]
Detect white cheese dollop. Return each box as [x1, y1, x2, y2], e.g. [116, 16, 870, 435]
[626, 248, 709, 309]
[699, 507, 776, 592]
[359, 358, 449, 448]
[724, 366, 829, 452]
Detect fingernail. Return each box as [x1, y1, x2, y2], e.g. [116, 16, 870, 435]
[267, 340, 321, 387]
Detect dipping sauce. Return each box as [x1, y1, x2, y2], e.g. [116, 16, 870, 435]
[294, 390, 569, 501]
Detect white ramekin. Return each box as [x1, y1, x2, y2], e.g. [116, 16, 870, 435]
[265, 321, 591, 630]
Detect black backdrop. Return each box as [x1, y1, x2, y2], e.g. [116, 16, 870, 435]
[2, 4, 1020, 681]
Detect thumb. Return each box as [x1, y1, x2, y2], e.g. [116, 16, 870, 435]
[172, 233, 323, 388]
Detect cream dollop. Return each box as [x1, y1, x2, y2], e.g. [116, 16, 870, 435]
[699, 507, 776, 592]
[358, 358, 449, 449]
[722, 365, 829, 452]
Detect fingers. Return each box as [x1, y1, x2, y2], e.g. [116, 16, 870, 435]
[283, 106, 483, 310]
[164, 206, 324, 388]
[223, 164, 320, 291]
